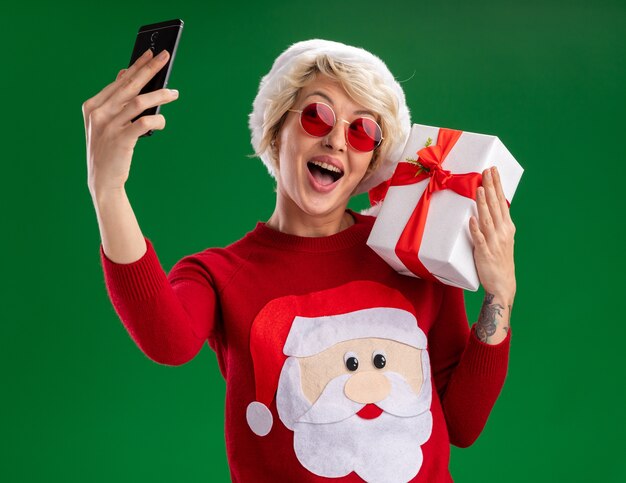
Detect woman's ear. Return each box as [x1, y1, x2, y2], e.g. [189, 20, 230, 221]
[271, 137, 281, 171]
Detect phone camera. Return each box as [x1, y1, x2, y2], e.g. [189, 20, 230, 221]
[150, 31, 159, 53]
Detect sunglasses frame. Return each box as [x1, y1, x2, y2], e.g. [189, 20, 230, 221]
[288, 102, 384, 153]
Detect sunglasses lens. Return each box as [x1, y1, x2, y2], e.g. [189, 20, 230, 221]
[300, 103, 334, 136]
[348, 118, 382, 152]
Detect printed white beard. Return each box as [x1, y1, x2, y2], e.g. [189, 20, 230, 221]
[294, 410, 432, 482]
[276, 353, 433, 482]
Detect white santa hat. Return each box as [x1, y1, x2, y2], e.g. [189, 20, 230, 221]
[248, 39, 411, 195]
[246, 281, 426, 437]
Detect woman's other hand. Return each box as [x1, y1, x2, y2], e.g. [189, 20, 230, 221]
[469, 166, 517, 302]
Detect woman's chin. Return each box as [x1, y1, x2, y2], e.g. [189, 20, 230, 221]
[276, 173, 358, 221]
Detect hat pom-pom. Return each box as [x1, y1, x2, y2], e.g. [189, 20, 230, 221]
[246, 401, 273, 436]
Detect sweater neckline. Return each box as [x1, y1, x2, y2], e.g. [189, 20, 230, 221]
[248, 210, 373, 252]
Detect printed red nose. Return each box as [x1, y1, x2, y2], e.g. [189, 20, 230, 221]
[356, 404, 384, 419]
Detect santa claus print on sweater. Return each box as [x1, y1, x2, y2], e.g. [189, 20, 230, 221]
[246, 281, 433, 483]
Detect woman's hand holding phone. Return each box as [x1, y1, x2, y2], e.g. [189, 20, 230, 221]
[82, 48, 179, 196]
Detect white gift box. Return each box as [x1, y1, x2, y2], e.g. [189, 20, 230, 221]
[366, 124, 524, 291]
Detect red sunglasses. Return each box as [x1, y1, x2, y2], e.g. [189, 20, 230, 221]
[288, 102, 383, 152]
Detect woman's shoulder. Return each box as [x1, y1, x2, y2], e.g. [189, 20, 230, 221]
[167, 227, 262, 283]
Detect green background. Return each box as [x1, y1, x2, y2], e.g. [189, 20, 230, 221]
[2, 0, 625, 481]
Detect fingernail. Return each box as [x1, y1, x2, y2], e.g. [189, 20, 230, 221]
[157, 49, 168, 60]
[143, 48, 153, 58]
[485, 169, 491, 180]
[169, 89, 179, 97]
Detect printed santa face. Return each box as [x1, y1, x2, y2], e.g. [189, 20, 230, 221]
[276, 308, 432, 482]
[246, 282, 433, 483]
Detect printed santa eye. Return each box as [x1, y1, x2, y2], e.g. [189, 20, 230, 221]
[372, 350, 386, 369]
[343, 351, 359, 371]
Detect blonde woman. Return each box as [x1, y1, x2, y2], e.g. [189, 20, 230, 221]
[83, 39, 516, 482]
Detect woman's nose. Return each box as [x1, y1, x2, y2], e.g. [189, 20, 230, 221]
[323, 121, 347, 151]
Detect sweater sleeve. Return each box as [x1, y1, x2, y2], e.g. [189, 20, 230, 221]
[100, 237, 219, 366]
[427, 285, 511, 448]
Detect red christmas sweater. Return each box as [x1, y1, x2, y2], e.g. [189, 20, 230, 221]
[100, 210, 510, 483]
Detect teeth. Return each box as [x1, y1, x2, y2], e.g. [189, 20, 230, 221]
[310, 160, 342, 173]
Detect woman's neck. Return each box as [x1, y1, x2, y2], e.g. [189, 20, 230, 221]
[266, 199, 355, 237]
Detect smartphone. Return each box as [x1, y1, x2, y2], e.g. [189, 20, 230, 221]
[128, 19, 184, 136]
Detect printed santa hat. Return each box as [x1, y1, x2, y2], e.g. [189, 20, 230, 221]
[249, 39, 412, 195]
[246, 280, 426, 437]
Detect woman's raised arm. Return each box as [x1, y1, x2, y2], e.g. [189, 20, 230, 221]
[83, 48, 179, 263]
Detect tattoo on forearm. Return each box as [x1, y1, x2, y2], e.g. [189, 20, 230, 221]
[476, 293, 505, 342]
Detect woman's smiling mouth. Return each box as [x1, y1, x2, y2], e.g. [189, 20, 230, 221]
[306, 156, 345, 191]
